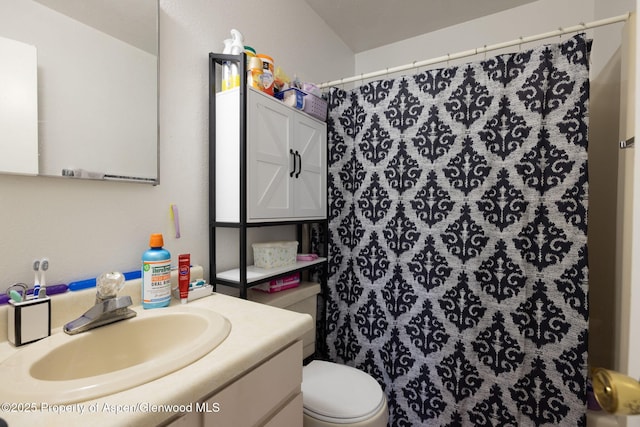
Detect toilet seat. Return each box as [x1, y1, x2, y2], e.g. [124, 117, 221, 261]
[302, 361, 386, 424]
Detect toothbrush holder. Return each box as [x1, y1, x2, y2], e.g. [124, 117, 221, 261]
[7, 297, 51, 346]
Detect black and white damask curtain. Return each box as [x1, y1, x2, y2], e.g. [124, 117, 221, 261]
[323, 34, 591, 426]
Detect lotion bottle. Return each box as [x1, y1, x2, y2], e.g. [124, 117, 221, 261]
[142, 233, 171, 309]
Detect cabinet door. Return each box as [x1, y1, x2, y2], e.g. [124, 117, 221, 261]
[293, 114, 326, 219]
[263, 393, 303, 427]
[202, 341, 302, 427]
[164, 411, 201, 427]
[247, 90, 294, 220]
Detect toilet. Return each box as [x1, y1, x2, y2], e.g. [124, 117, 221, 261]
[302, 360, 388, 426]
[248, 283, 389, 427]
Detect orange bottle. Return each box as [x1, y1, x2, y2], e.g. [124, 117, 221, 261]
[257, 54, 275, 95]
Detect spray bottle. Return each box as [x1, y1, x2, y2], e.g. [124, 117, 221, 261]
[221, 38, 233, 91]
[229, 29, 244, 89]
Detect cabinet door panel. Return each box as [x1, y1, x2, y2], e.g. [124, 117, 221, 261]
[294, 115, 326, 218]
[263, 393, 303, 427]
[215, 89, 240, 222]
[248, 92, 293, 220]
[202, 341, 302, 427]
[164, 411, 201, 427]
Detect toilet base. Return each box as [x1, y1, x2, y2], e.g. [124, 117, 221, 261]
[303, 398, 388, 427]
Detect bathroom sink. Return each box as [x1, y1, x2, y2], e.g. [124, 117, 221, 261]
[0, 305, 231, 404]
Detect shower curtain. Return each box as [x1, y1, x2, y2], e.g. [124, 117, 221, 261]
[323, 34, 591, 426]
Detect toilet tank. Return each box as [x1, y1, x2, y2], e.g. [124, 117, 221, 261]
[248, 282, 320, 359]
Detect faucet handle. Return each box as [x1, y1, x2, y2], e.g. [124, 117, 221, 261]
[96, 271, 126, 300]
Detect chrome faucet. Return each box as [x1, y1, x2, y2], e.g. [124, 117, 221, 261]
[63, 272, 137, 335]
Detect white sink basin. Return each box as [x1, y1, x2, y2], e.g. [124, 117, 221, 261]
[0, 305, 231, 404]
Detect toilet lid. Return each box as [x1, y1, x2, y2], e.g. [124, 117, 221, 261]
[302, 361, 385, 423]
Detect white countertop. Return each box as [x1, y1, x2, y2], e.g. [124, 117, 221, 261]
[0, 269, 313, 426]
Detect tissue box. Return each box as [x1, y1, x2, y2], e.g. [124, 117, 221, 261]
[252, 241, 298, 269]
[8, 297, 51, 346]
[253, 273, 301, 293]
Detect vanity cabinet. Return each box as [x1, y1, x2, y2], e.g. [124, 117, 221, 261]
[165, 340, 303, 427]
[209, 52, 328, 299]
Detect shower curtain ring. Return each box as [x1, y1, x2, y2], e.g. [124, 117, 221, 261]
[558, 26, 563, 42]
[412, 60, 421, 74]
[518, 36, 523, 52]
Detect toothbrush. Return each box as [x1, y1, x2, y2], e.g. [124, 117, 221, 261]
[39, 258, 49, 298]
[32, 259, 40, 299]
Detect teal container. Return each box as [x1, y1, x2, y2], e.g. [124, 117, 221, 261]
[141, 233, 171, 309]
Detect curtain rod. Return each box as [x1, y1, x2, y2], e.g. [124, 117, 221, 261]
[319, 12, 630, 89]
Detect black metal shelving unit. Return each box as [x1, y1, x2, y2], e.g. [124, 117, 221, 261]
[208, 52, 328, 300]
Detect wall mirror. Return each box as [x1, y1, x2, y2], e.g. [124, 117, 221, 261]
[0, 0, 159, 184]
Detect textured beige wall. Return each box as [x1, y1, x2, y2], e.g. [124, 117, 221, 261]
[0, 0, 354, 293]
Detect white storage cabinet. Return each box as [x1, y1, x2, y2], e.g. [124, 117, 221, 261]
[209, 52, 328, 300]
[215, 87, 326, 222]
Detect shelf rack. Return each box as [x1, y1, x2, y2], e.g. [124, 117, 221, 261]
[208, 52, 328, 299]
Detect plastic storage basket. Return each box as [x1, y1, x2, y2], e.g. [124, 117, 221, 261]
[275, 88, 327, 122]
[252, 241, 299, 269]
[303, 91, 327, 121]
